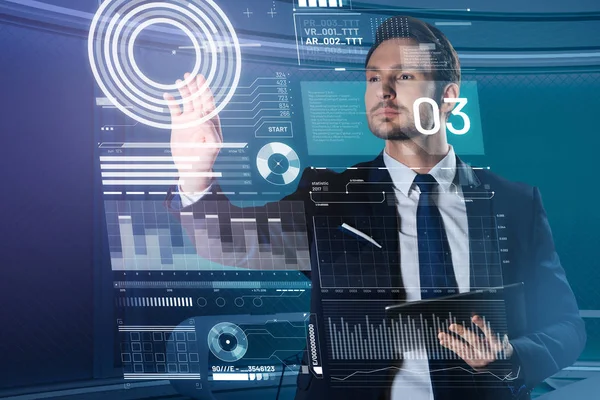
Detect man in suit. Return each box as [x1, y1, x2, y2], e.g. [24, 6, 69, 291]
[164, 15, 585, 400]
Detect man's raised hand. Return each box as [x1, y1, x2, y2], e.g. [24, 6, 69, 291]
[164, 73, 223, 194]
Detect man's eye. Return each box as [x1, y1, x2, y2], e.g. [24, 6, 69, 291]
[368, 76, 380, 82]
[397, 74, 413, 80]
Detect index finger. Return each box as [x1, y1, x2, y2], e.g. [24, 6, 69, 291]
[196, 75, 222, 141]
[196, 75, 217, 115]
[472, 315, 498, 344]
[448, 323, 482, 351]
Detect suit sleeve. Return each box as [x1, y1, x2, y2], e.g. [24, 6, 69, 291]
[509, 187, 586, 390]
[162, 168, 315, 269]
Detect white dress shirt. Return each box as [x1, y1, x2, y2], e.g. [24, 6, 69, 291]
[178, 178, 212, 208]
[384, 145, 470, 400]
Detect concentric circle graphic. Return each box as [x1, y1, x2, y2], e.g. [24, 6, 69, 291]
[256, 142, 301, 185]
[88, 0, 241, 130]
[207, 322, 248, 362]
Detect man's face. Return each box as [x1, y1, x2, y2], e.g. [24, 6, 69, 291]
[365, 38, 438, 141]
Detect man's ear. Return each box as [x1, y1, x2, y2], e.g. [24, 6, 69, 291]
[440, 83, 460, 119]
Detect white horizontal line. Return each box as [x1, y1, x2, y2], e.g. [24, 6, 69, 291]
[180, 212, 194, 216]
[119, 326, 196, 332]
[268, 218, 281, 222]
[124, 373, 200, 376]
[124, 375, 200, 378]
[118, 142, 247, 149]
[103, 180, 180, 185]
[148, 192, 168, 195]
[101, 164, 191, 170]
[103, 191, 122, 195]
[435, 21, 472, 26]
[123, 371, 200, 375]
[118, 328, 195, 331]
[118, 216, 132, 219]
[231, 218, 256, 222]
[213, 373, 249, 381]
[125, 192, 145, 195]
[100, 156, 198, 162]
[95, 97, 112, 106]
[102, 172, 221, 178]
[124, 376, 199, 380]
[125, 377, 198, 380]
[217, 192, 235, 195]
[118, 326, 193, 329]
[294, 12, 361, 15]
[206, 215, 219, 219]
[179, 43, 261, 49]
[461, 51, 600, 60]
[322, 298, 504, 300]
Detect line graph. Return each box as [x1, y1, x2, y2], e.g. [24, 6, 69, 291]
[330, 364, 520, 382]
[314, 214, 504, 289]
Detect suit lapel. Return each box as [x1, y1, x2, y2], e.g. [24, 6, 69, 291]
[365, 153, 404, 297]
[455, 157, 503, 289]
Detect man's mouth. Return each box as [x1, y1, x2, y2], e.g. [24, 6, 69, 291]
[374, 107, 400, 117]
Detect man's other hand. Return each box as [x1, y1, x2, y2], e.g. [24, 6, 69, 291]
[438, 315, 514, 372]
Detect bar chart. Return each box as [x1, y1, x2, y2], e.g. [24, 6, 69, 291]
[99, 142, 253, 191]
[323, 299, 509, 362]
[327, 311, 508, 361]
[105, 200, 310, 270]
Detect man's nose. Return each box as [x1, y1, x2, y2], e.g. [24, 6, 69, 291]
[376, 81, 396, 100]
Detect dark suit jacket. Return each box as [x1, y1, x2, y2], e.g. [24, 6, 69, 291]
[166, 152, 586, 400]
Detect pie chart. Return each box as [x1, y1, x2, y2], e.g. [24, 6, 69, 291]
[256, 142, 301, 185]
[207, 322, 248, 362]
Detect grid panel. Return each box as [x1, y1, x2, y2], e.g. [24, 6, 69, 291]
[314, 215, 503, 289]
[315, 215, 400, 288]
[120, 330, 199, 376]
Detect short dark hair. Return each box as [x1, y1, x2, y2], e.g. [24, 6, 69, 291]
[365, 15, 461, 100]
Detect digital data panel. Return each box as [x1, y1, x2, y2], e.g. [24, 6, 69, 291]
[113, 270, 311, 395]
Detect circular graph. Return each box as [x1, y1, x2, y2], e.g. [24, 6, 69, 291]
[256, 142, 301, 185]
[88, 0, 241, 130]
[207, 322, 248, 362]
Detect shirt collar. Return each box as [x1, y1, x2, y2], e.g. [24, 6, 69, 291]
[383, 145, 457, 197]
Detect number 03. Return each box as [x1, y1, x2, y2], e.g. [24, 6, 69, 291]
[413, 97, 471, 136]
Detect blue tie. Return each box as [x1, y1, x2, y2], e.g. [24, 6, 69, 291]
[414, 174, 458, 300]
[413, 174, 463, 399]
